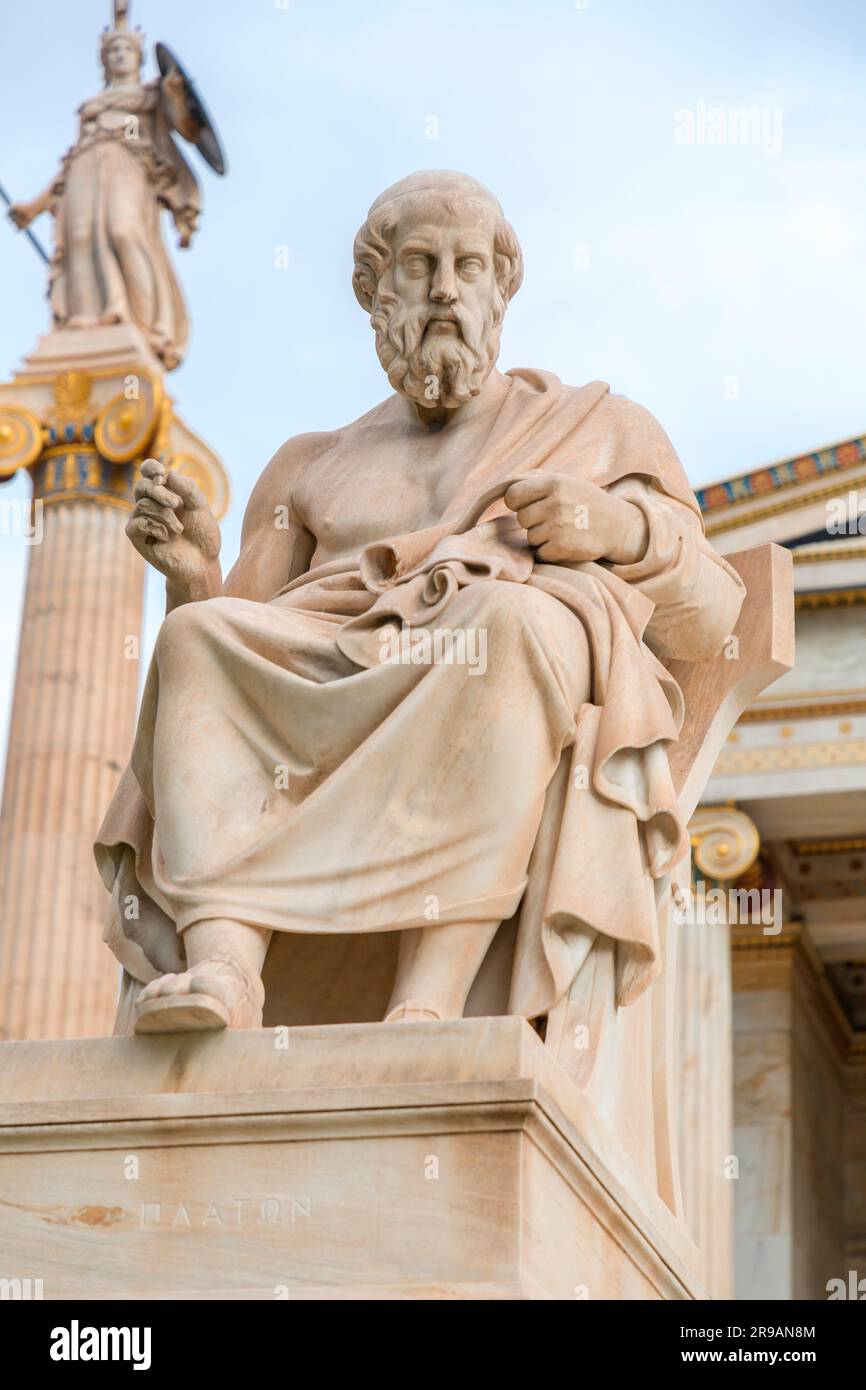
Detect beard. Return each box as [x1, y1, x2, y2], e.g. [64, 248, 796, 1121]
[371, 281, 504, 409]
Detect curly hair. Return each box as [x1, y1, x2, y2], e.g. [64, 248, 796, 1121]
[352, 172, 524, 314]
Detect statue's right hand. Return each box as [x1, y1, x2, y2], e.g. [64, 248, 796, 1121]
[127, 458, 221, 594]
[8, 202, 35, 230]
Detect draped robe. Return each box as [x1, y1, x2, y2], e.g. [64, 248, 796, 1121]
[49, 81, 198, 369]
[95, 371, 745, 1029]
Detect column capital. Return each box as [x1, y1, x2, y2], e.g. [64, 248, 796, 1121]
[0, 330, 229, 517]
[689, 804, 760, 881]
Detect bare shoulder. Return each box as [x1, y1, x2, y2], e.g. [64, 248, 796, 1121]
[241, 430, 338, 537]
[259, 429, 338, 488]
[242, 397, 395, 533]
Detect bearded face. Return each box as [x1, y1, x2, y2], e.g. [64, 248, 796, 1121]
[369, 204, 507, 410]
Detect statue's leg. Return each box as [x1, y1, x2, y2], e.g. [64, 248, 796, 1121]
[63, 168, 101, 327]
[383, 921, 500, 1023]
[382, 580, 594, 1025]
[113, 969, 143, 1037]
[134, 918, 271, 1034]
[105, 197, 153, 328]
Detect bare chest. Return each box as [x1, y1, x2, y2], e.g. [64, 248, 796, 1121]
[297, 430, 481, 564]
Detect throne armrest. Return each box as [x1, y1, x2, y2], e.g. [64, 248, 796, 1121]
[648, 544, 793, 1223]
[665, 543, 795, 822]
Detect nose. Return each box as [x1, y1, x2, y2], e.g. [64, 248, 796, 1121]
[430, 256, 458, 305]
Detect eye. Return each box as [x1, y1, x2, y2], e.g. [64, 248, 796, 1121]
[458, 257, 484, 278]
[402, 254, 431, 278]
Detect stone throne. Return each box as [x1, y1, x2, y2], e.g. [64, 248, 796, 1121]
[243, 545, 792, 1246]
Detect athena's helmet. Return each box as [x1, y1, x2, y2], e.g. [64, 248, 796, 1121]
[99, 0, 145, 70]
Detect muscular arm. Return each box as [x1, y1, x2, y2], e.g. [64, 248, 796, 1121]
[222, 433, 328, 602]
[8, 178, 58, 228]
[503, 468, 744, 662]
[606, 477, 746, 661]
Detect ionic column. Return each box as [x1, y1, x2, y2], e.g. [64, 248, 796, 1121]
[0, 456, 142, 1039]
[0, 331, 228, 1042]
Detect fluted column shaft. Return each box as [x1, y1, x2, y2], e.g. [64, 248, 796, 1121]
[677, 806, 761, 1298]
[0, 495, 143, 1039]
[677, 902, 734, 1298]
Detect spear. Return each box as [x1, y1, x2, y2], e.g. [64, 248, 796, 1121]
[0, 182, 50, 265]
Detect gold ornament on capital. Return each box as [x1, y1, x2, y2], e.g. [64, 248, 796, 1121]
[0, 406, 43, 477]
[94, 370, 162, 463]
[689, 805, 761, 881]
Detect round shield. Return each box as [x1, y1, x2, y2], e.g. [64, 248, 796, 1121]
[155, 41, 227, 176]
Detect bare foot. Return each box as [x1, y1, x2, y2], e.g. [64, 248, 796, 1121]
[383, 999, 444, 1024]
[134, 957, 264, 1035]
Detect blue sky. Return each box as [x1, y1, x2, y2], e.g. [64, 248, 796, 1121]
[0, 0, 864, 767]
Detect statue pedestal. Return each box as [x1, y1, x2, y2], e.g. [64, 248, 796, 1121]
[0, 1018, 704, 1300]
[14, 323, 165, 379]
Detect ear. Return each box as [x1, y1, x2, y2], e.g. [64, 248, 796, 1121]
[495, 251, 523, 303]
[352, 267, 376, 314]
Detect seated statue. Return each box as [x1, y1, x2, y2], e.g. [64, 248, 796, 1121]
[95, 171, 747, 1114]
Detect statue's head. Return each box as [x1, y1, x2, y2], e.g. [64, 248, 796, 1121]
[353, 171, 523, 410]
[100, 2, 143, 85]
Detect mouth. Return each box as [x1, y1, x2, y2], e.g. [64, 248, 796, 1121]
[424, 313, 460, 338]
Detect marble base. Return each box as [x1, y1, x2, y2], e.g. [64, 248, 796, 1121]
[0, 1018, 704, 1300]
[13, 323, 164, 379]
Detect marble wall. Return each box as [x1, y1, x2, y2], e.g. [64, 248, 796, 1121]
[732, 939, 846, 1299]
[842, 1072, 866, 1279]
[733, 978, 792, 1298]
[791, 968, 845, 1298]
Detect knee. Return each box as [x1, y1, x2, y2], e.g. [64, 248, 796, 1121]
[110, 223, 138, 257]
[449, 579, 590, 689]
[451, 579, 562, 633]
[67, 222, 91, 253]
[155, 598, 231, 665]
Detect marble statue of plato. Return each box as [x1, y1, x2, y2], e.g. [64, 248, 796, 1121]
[95, 171, 745, 1099]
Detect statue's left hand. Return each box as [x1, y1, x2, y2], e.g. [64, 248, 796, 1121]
[162, 66, 199, 142]
[174, 207, 197, 249]
[504, 474, 649, 566]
